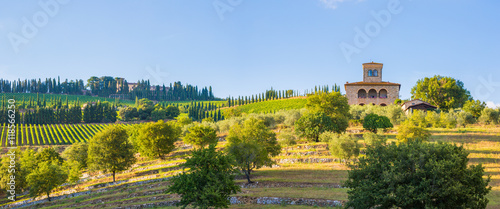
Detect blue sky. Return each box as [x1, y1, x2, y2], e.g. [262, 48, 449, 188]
[0, 0, 499, 107]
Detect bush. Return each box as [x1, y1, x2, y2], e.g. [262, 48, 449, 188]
[362, 113, 393, 133]
[362, 132, 386, 146]
[479, 108, 499, 125]
[344, 141, 491, 209]
[327, 133, 361, 163]
[457, 110, 475, 127]
[167, 144, 240, 209]
[396, 122, 431, 143]
[183, 124, 218, 148]
[295, 112, 348, 142]
[278, 128, 297, 150]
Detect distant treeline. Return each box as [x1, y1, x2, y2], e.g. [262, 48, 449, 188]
[0, 76, 218, 101]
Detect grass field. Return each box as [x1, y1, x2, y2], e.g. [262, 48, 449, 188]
[226, 97, 307, 114]
[1, 125, 500, 208]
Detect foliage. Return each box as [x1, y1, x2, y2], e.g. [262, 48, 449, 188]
[118, 106, 138, 121]
[457, 110, 475, 127]
[295, 112, 348, 142]
[0, 149, 27, 201]
[463, 99, 486, 118]
[88, 125, 136, 182]
[183, 124, 218, 148]
[176, 115, 193, 126]
[410, 75, 471, 111]
[27, 161, 68, 201]
[344, 141, 491, 209]
[478, 108, 499, 125]
[326, 133, 361, 163]
[165, 105, 181, 119]
[305, 91, 350, 118]
[362, 113, 393, 132]
[226, 117, 281, 183]
[349, 104, 406, 125]
[277, 128, 297, 151]
[133, 120, 181, 159]
[62, 142, 88, 169]
[35, 147, 64, 166]
[362, 132, 386, 146]
[167, 144, 240, 209]
[396, 122, 431, 143]
[63, 160, 82, 184]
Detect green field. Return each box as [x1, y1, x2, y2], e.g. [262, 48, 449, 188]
[0, 123, 123, 146]
[227, 97, 307, 114]
[0, 93, 134, 106]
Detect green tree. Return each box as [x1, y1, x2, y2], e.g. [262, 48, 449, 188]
[463, 99, 486, 118]
[35, 147, 64, 166]
[344, 141, 491, 209]
[362, 132, 386, 146]
[26, 162, 68, 201]
[226, 118, 281, 183]
[134, 120, 181, 159]
[305, 91, 350, 118]
[183, 124, 218, 148]
[165, 105, 180, 119]
[0, 149, 27, 201]
[478, 108, 499, 125]
[362, 113, 393, 133]
[295, 112, 347, 142]
[396, 121, 431, 143]
[167, 144, 240, 209]
[277, 128, 297, 153]
[325, 133, 361, 163]
[62, 142, 88, 169]
[411, 75, 471, 111]
[88, 125, 136, 182]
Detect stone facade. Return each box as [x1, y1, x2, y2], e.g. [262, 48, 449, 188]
[344, 62, 400, 106]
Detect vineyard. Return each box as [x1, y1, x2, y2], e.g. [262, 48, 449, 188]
[0, 93, 135, 107]
[227, 97, 308, 114]
[0, 123, 130, 146]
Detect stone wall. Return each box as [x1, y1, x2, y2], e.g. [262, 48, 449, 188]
[345, 84, 399, 105]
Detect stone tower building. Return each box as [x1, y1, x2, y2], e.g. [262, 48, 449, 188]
[344, 62, 400, 106]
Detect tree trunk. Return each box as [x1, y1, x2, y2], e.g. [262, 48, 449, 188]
[47, 192, 51, 201]
[245, 171, 254, 184]
[113, 171, 116, 182]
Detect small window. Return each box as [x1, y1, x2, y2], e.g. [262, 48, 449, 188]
[373, 70, 378, 77]
[368, 70, 373, 76]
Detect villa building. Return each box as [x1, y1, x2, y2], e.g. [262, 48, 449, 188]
[344, 62, 400, 106]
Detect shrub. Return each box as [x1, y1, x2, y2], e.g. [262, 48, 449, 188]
[396, 122, 431, 143]
[362, 132, 386, 146]
[345, 141, 491, 209]
[183, 124, 218, 148]
[295, 112, 348, 142]
[479, 108, 499, 125]
[327, 133, 361, 163]
[362, 113, 393, 133]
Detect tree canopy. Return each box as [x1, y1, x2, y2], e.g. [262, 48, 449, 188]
[411, 75, 471, 111]
[133, 120, 181, 159]
[226, 117, 280, 183]
[344, 141, 491, 209]
[362, 113, 393, 133]
[167, 144, 240, 209]
[88, 125, 136, 182]
[183, 124, 218, 148]
[295, 112, 348, 142]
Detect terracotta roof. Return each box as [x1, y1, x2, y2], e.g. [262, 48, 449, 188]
[362, 62, 383, 65]
[344, 81, 400, 86]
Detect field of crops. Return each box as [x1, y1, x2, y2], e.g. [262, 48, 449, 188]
[229, 97, 307, 114]
[0, 93, 135, 106]
[0, 123, 130, 146]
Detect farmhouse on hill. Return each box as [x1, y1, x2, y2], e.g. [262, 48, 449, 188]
[401, 99, 437, 114]
[344, 62, 400, 106]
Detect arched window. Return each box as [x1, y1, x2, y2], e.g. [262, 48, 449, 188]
[368, 89, 377, 98]
[357, 89, 367, 98]
[373, 70, 378, 77]
[379, 89, 387, 98]
[368, 70, 372, 76]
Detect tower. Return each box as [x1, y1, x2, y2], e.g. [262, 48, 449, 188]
[362, 62, 383, 82]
